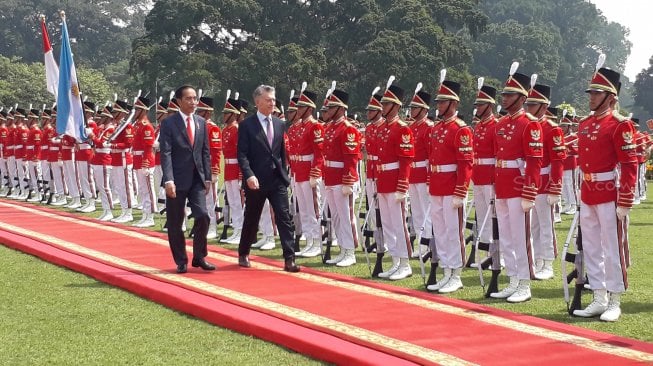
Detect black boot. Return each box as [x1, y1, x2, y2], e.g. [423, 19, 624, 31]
[465, 245, 476, 268]
[426, 262, 438, 286]
[485, 269, 501, 298]
[372, 252, 385, 277]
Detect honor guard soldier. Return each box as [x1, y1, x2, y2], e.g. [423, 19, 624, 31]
[291, 86, 325, 258]
[196, 95, 222, 238]
[376, 77, 415, 280]
[89, 105, 116, 220]
[573, 63, 637, 322]
[76, 101, 98, 213]
[470, 80, 498, 265]
[322, 87, 361, 267]
[5, 111, 18, 198]
[560, 113, 578, 214]
[108, 99, 135, 223]
[490, 64, 543, 303]
[153, 98, 170, 211]
[0, 110, 8, 196]
[132, 96, 157, 228]
[13, 108, 29, 200]
[39, 109, 55, 203]
[363, 89, 385, 265]
[407, 83, 434, 259]
[220, 94, 245, 245]
[47, 107, 68, 206]
[25, 108, 43, 202]
[61, 129, 80, 208]
[524, 84, 566, 281]
[425, 72, 473, 293]
[632, 119, 649, 203]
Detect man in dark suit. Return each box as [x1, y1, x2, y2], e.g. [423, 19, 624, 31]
[237, 84, 300, 272]
[160, 85, 216, 273]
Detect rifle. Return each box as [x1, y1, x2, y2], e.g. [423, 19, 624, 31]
[215, 181, 225, 224]
[484, 203, 502, 298]
[414, 203, 431, 285]
[291, 181, 302, 253]
[219, 186, 232, 240]
[561, 207, 580, 313]
[474, 199, 493, 292]
[107, 108, 136, 142]
[371, 192, 386, 277]
[359, 193, 376, 276]
[320, 202, 332, 263]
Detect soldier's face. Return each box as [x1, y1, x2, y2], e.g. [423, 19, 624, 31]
[500, 93, 522, 111]
[588, 90, 612, 111]
[366, 109, 380, 122]
[381, 102, 396, 117]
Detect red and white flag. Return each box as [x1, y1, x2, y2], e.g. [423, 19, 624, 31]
[41, 15, 59, 97]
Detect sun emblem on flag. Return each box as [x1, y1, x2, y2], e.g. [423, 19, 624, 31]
[71, 83, 80, 97]
[622, 131, 633, 144]
[530, 129, 541, 140]
[460, 135, 470, 145]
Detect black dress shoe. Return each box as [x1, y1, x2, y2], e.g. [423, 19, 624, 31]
[191, 259, 216, 271]
[176, 264, 187, 273]
[238, 255, 251, 268]
[284, 258, 300, 273]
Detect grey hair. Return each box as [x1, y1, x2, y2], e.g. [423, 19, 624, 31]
[253, 84, 275, 100]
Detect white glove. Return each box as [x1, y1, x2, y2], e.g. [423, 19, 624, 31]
[211, 174, 219, 184]
[452, 196, 464, 209]
[521, 199, 535, 212]
[342, 185, 353, 196]
[309, 177, 320, 188]
[394, 191, 407, 202]
[616, 206, 630, 221]
[152, 141, 160, 149]
[85, 127, 93, 135]
[547, 194, 560, 206]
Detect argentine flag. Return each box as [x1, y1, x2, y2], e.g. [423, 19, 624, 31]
[56, 12, 87, 142]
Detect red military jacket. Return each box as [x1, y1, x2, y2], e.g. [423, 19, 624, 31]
[409, 117, 433, 184]
[91, 124, 114, 166]
[26, 125, 42, 161]
[289, 117, 324, 182]
[41, 124, 53, 157]
[428, 115, 473, 197]
[222, 123, 240, 181]
[0, 124, 7, 158]
[5, 125, 15, 157]
[539, 117, 567, 195]
[635, 130, 649, 164]
[76, 120, 97, 162]
[47, 134, 62, 163]
[577, 111, 638, 207]
[563, 132, 578, 171]
[61, 135, 76, 161]
[472, 115, 497, 186]
[286, 121, 299, 174]
[376, 116, 414, 193]
[132, 116, 155, 169]
[207, 119, 222, 176]
[154, 124, 161, 166]
[109, 124, 134, 167]
[323, 116, 361, 187]
[14, 124, 28, 159]
[494, 110, 543, 201]
[364, 120, 381, 180]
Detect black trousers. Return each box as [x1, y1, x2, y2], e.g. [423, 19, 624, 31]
[166, 174, 209, 265]
[238, 180, 295, 260]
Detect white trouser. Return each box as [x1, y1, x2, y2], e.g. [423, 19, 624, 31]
[531, 194, 556, 261]
[51, 161, 65, 195]
[205, 179, 218, 226]
[110, 164, 134, 209]
[224, 179, 243, 230]
[325, 184, 358, 250]
[0, 157, 7, 188]
[259, 199, 274, 236]
[495, 197, 534, 280]
[562, 169, 577, 207]
[76, 160, 96, 199]
[16, 158, 27, 189]
[638, 162, 647, 198]
[154, 165, 165, 201]
[430, 195, 466, 268]
[7, 156, 17, 188]
[378, 192, 409, 258]
[40, 160, 51, 191]
[132, 168, 139, 199]
[92, 164, 113, 210]
[580, 201, 626, 293]
[409, 183, 432, 239]
[136, 167, 156, 214]
[27, 161, 42, 191]
[473, 184, 495, 243]
[364, 178, 377, 230]
[63, 159, 80, 198]
[294, 180, 321, 239]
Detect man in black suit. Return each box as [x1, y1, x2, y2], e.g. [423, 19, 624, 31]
[237, 84, 300, 272]
[160, 85, 216, 273]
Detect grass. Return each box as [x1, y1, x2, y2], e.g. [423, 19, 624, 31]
[0, 245, 324, 365]
[1, 183, 652, 364]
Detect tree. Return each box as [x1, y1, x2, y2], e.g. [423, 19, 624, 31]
[632, 56, 653, 117]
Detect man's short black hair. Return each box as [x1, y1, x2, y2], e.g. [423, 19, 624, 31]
[175, 85, 195, 99]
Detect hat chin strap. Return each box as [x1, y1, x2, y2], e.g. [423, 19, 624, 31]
[505, 95, 525, 113]
[591, 93, 611, 114]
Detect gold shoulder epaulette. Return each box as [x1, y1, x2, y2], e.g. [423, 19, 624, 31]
[612, 110, 629, 122]
[455, 118, 466, 127]
[525, 113, 539, 121]
[397, 119, 408, 127]
[547, 119, 559, 127]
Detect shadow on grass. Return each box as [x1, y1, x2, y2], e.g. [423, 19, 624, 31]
[65, 282, 111, 288]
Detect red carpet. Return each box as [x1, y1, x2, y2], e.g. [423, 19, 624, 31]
[1, 199, 652, 365]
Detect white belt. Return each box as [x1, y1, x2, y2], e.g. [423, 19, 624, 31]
[325, 160, 345, 168]
[40, 146, 49, 150]
[474, 158, 496, 166]
[378, 162, 399, 171]
[62, 146, 73, 150]
[7, 145, 14, 149]
[133, 151, 144, 156]
[368, 155, 378, 161]
[49, 147, 60, 151]
[540, 166, 551, 175]
[291, 154, 314, 162]
[14, 145, 23, 149]
[496, 159, 523, 169]
[225, 158, 238, 164]
[79, 144, 92, 150]
[96, 148, 111, 154]
[26, 146, 34, 150]
[111, 149, 130, 153]
[581, 170, 615, 182]
[411, 160, 428, 168]
[430, 164, 457, 173]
